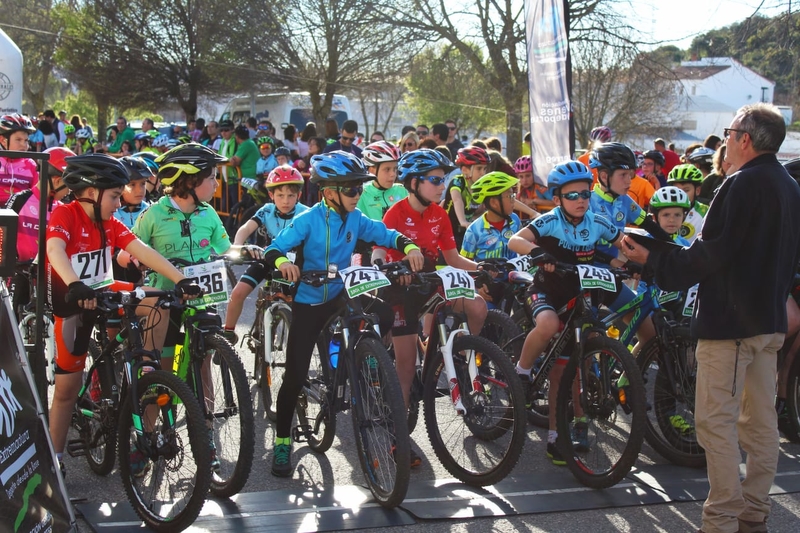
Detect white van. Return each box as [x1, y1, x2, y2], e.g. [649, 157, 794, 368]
[219, 92, 351, 130]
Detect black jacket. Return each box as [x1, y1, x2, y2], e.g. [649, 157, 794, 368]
[647, 153, 800, 340]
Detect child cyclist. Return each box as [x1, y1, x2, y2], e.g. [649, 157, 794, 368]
[0, 113, 38, 205]
[664, 164, 708, 244]
[115, 156, 154, 229]
[372, 149, 489, 466]
[356, 140, 407, 221]
[222, 165, 309, 342]
[45, 153, 200, 475]
[443, 146, 490, 248]
[514, 155, 553, 217]
[264, 150, 424, 477]
[648, 186, 691, 246]
[508, 161, 633, 465]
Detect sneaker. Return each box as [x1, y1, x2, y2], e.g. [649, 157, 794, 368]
[271, 439, 293, 477]
[572, 420, 590, 453]
[409, 448, 422, 468]
[129, 444, 151, 478]
[737, 518, 768, 533]
[208, 429, 220, 471]
[546, 442, 566, 466]
[222, 329, 238, 345]
[669, 415, 695, 435]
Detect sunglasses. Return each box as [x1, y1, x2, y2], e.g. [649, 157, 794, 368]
[417, 131, 428, 136]
[448, 126, 456, 131]
[336, 185, 363, 197]
[560, 190, 592, 201]
[418, 175, 446, 186]
[220, 128, 231, 132]
[259, 144, 272, 150]
[723, 127, 747, 139]
[340, 135, 355, 142]
[258, 125, 270, 130]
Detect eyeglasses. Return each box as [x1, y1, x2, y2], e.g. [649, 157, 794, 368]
[560, 190, 592, 201]
[340, 135, 355, 142]
[220, 128, 231, 132]
[336, 185, 363, 197]
[418, 175, 446, 186]
[404, 142, 416, 148]
[723, 127, 748, 139]
[448, 126, 457, 131]
[501, 191, 517, 200]
[257, 125, 269, 130]
[259, 144, 272, 150]
[417, 131, 428, 136]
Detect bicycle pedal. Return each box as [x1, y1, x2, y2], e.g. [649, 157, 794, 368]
[66, 439, 87, 457]
[292, 424, 313, 443]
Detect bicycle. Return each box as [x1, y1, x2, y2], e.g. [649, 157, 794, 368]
[13, 261, 57, 386]
[383, 262, 527, 487]
[293, 263, 410, 508]
[67, 281, 211, 531]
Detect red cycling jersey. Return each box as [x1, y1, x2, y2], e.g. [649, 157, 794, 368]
[380, 198, 455, 265]
[46, 201, 137, 317]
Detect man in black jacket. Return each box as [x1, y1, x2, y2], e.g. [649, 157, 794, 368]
[622, 103, 800, 533]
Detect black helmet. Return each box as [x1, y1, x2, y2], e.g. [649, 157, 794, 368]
[588, 142, 637, 172]
[62, 154, 130, 190]
[119, 155, 155, 181]
[643, 150, 665, 168]
[155, 142, 228, 185]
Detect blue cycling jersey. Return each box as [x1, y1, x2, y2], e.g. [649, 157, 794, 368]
[251, 202, 309, 241]
[590, 184, 647, 256]
[527, 207, 619, 264]
[460, 213, 521, 260]
[114, 201, 149, 229]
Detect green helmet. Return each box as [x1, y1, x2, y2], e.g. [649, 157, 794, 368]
[148, 129, 160, 138]
[470, 171, 519, 204]
[256, 136, 275, 148]
[650, 186, 690, 210]
[667, 164, 703, 185]
[64, 124, 76, 135]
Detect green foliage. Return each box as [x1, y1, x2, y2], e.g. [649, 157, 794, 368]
[50, 91, 99, 127]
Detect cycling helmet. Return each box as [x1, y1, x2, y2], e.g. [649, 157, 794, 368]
[470, 171, 519, 204]
[76, 128, 92, 140]
[514, 155, 532, 174]
[362, 140, 400, 167]
[63, 124, 76, 135]
[134, 132, 150, 141]
[148, 129, 160, 138]
[397, 149, 455, 182]
[155, 142, 228, 186]
[119, 155, 155, 181]
[589, 126, 613, 143]
[177, 134, 192, 144]
[634, 150, 645, 168]
[0, 113, 36, 136]
[455, 146, 489, 167]
[650, 186, 690, 210]
[152, 134, 170, 148]
[132, 151, 160, 173]
[165, 138, 180, 149]
[589, 142, 637, 171]
[687, 147, 715, 165]
[43, 146, 76, 175]
[62, 154, 130, 190]
[547, 161, 593, 197]
[257, 136, 275, 149]
[274, 146, 291, 158]
[266, 165, 304, 188]
[643, 150, 665, 167]
[309, 150, 373, 184]
[667, 164, 703, 185]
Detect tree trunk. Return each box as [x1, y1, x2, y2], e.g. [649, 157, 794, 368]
[504, 90, 525, 163]
[96, 98, 109, 142]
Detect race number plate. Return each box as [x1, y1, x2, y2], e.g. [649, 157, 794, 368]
[576, 264, 616, 292]
[70, 248, 113, 289]
[436, 266, 476, 300]
[507, 255, 537, 274]
[682, 284, 699, 317]
[181, 259, 230, 306]
[658, 290, 681, 305]
[339, 265, 391, 298]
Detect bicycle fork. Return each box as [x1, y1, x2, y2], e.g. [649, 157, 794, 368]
[438, 320, 480, 416]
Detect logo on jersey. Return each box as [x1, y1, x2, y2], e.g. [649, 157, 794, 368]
[199, 238, 210, 247]
[533, 218, 546, 229]
[579, 229, 589, 239]
[485, 237, 497, 246]
[503, 230, 513, 239]
[615, 212, 624, 222]
[405, 217, 415, 226]
[346, 231, 352, 243]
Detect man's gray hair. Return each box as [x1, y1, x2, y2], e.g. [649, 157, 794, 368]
[735, 103, 786, 153]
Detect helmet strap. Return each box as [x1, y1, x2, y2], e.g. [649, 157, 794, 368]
[412, 178, 431, 207]
[324, 189, 348, 219]
[599, 170, 619, 199]
[188, 188, 201, 207]
[373, 164, 389, 191]
[485, 198, 509, 221]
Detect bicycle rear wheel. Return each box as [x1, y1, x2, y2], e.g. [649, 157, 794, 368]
[556, 336, 646, 489]
[260, 306, 291, 422]
[118, 370, 211, 532]
[423, 335, 526, 486]
[296, 337, 336, 452]
[350, 337, 410, 508]
[203, 334, 255, 497]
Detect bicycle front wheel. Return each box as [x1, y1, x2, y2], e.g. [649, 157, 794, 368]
[203, 334, 255, 497]
[423, 335, 526, 486]
[350, 337, 410, 508]
[556, 336, 646, 489]
[296, 337, 336, 452]
[261, 306, 291, 422]
[118, 370, 211, 532]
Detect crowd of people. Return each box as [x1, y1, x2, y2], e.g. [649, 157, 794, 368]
[3, 102, 800, 533]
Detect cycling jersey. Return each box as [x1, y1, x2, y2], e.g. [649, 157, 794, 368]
[264, 200, 418, 305]
[114, 201, 150, 229]
[133, 195, 231, 290]
[251, 202, 309, 241]
[64, 137, 77, 152]
[590, 184, 646, 257]
[443, 174, 481, 241]
[256, 155, 278, 177]
[460, 213, 521, 261]
[7, 187, 62, 262]
[628, 176, 655, 210]
[380, 198, 455, 266]
[0, 156, 38, 205]
[527, 207, 620, 265]
[356, 182, 408, 221]
[680, 201, 708, 244]
[46, 201, 137, 317]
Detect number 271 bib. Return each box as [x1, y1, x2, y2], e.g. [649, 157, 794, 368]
[70, 248, 113, 289]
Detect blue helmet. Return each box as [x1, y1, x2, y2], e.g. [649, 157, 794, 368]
[134, 132, 150, 141]
[397, 149, 455, 183]
[310, 150, 373, 185]
[548, 161, 593, 197]
[132, 151, 159, 172]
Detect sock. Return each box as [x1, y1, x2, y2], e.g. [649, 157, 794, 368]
[275, 437, 291, 446]
[516, 363, 532, 376]
[547, 430, 557, 444]
[224, 326, 235, 332]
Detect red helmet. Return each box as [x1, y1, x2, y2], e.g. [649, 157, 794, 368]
[44, 146, 77, 174]
[0, 113, 36, 136]
[266, 164, 304, 188]
[362, 140, 400, 167]
[589, 126, 613, 142]
[455, 146, 489, 167]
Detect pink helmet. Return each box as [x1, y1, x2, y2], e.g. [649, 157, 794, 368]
[514, 155, 532, 174]
[589, 126, 613, 142]
[266, 164, 304, 188]
[362, 140, 401, 167]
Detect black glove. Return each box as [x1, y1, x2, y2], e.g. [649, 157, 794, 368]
[625, 261, 644, 276]
[528, 248, 556, 266]
[175, 278, 203, 298]
[372, 258, 385, 267]
[66, 281, 95, 303]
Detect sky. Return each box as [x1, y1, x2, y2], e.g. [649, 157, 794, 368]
[626, 0, 788, 50]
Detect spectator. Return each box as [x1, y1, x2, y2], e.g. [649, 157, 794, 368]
[698, 145, 730, 204]
[57, 110, 68, 142]
[297, 122, 316, 158]
[107, 116, 135, 153]
[416, 125, 429, 140]
[485, 136, 502, 153]
[399, 131, 419, 154]
[231, 124, 259, 182]
[622, 102, 800, 533]
[419, 138, 438, 150]
[283, 124, 298, 156]
[324, 118, 339, 141]
[70, 115, 82, 133]
[704, 134, 722, 150]
[682, 142, 703, 163]
[190, 118, 204, 143]
[36, 118, 58, 150]
[203, 120, 222, 151]
[400, 125, 415, 137]
[370, 131, 385, 142]
[218, 120, 237, 209]
[170, 123, 184, 139]
[246, 117, 258, 139]
[43, 110, 60, 145]
[446, 119, 464, 155]
[431, 123, 449, 146]
[323, 119, 362, 157]
[654, 137, 681, 175]
[302, 135, 327, 206]
[141, 117, 155, 134]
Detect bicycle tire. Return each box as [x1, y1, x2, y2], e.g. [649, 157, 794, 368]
[556, 336, 646, 489]
[261, 306, 291, 422]
[783, 354, 800, 443]
[350, 337, 410, 508]
[82, 340, 117, 475]
[202, 334, 256, 497]
[118, 370, 211, 532]
[296, 337, 336, 452]
[423, 335, 526, 486]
